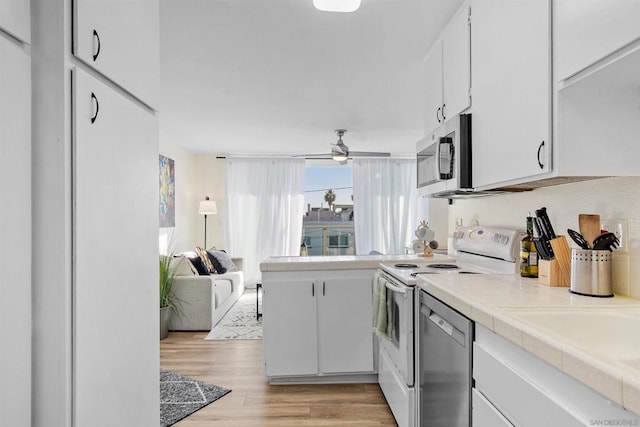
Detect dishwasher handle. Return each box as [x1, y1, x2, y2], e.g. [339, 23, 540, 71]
[422, 305, 467, 347]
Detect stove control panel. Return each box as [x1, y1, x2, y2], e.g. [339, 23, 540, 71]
[452, 226, 525, 262]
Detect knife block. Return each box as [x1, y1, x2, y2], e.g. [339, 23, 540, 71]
[538, 259, 567, 287]
[538, 236, 571, 287]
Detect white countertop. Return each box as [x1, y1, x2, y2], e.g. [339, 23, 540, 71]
[417, 274, 640, 414]
[260, 253, 451, 272]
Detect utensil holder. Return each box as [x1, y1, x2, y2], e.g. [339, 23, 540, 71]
[570, 249, 613, 297]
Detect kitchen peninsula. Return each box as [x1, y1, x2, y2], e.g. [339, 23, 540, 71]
[260, 254, 449, 384]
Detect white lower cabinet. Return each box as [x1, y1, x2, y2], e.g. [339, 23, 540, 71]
[73, 68, 159, 426]
[0, 36, 31, 427]
[472, 389, 513, 427]
[263, 270, 375, 380]
[473, 324, 640, 426]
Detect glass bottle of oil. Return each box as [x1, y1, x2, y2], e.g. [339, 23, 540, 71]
[520, 216, 538, 277]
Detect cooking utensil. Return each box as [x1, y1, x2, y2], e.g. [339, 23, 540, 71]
[592, 232, 619, 251]
[578, 214, 601, 249]
[567, 229, 590, 250]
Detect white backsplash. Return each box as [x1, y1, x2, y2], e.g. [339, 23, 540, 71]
[447, 176, 640, 297]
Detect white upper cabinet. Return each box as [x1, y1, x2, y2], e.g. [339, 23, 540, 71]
[73, 0, 159, 109]
[442, 4, 471, 123]
[424, 2, 471, 136]
[555, 0, 640, 82]
[0, 0, 30, 44]
[471, 0, 551, 189]
[424, 43, 444, 136]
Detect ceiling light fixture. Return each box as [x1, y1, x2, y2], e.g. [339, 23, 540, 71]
[331, 129, 349, 162]
[313, 0, 361, 13]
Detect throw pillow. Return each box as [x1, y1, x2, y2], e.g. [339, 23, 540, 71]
[206, 249, 239, 274]
[171, 255, 197, 276]
[195, 246, 217, 273]
[188, 256, 210, 276]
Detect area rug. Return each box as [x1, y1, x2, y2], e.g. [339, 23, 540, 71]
[160, 370, 231, 427]
[204, 288, 263, 340]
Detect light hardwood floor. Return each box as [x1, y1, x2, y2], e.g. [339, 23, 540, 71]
[160, 332, 397, 426]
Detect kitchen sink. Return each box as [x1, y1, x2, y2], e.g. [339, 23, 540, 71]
[502, 307, 640, 369]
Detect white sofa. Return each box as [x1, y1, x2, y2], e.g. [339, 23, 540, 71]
[169, 257, 245, 331]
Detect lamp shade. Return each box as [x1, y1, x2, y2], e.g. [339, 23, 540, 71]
[198, 197, 217, 215]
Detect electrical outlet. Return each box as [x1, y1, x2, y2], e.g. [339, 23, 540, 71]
[601, 218, 628, 252]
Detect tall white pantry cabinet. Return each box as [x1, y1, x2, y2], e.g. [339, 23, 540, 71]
[0, 1, 32, 425]
[31, 0, 160, 426]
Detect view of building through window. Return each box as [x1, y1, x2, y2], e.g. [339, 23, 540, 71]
[302, 164, 355, 256]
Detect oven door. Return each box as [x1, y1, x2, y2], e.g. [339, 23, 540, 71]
[378, 273, 415, 387]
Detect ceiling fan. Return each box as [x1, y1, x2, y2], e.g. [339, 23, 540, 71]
[297, 129, 391, 164]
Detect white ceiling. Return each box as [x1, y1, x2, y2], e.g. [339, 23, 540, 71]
[159, 0, 464, 157]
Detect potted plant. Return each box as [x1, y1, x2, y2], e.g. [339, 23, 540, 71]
[159, 254, 177, 340]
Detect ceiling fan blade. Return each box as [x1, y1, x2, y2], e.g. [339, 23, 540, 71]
[292, 153, 332, 158]
[348, 151, 391, 157]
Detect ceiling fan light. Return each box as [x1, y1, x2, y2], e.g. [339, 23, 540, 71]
[332, 152, 348, 162]
[313, 0, 361, 13]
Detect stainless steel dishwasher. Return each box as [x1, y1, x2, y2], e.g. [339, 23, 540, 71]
[418, 290, 473, 427]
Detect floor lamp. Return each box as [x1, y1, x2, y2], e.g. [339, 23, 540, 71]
[198, 196, 217, 248]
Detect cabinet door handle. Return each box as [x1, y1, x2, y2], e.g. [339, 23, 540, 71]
[92, 30, 101, 61]
[537, 140, 545, 169]
[322, 281, 326, 296]
[311, 282, 314, 297]
[436, 107, 442, 123]
[442, 103, 446, 121]
[90, 92, 99, 124]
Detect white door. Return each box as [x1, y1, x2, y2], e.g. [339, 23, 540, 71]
[73, 0, 159, 108]
[555, 0, 640, 81]
[318, 277, 374, 374]
[0, 37, 31, 427]
[424, 42, 444, 136]
[263, 279, 318, 377]
[443, 3, 471, 120]
[471, 0, 551, 189]
[73, 68, 159, 426]
[0, 0, 30, 43]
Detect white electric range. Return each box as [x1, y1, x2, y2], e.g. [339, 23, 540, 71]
[375, 226, 525, 427]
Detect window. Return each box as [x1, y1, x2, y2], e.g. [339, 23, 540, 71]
[302, 163, 354, 256]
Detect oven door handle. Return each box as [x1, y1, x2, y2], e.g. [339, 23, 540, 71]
[384, 280, 407, 295]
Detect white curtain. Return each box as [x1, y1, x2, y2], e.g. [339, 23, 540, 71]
[225, 158, 305, 286]
[353, 158, 417, 255]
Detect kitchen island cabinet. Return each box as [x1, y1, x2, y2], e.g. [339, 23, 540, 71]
[262, 269, 375, 382]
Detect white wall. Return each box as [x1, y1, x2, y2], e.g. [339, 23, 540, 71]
[448, 176, 640, 297]
[158, 138, 227, 253]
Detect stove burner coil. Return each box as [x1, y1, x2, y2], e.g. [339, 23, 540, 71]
[394, 263, 419, 268]
[427, 264, 460, 269]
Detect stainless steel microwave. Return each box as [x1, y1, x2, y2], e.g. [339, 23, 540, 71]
[416, 114, 472, 198]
